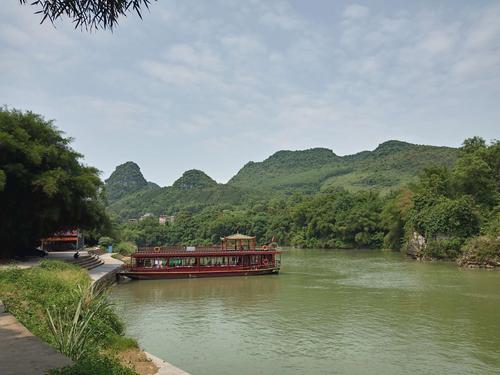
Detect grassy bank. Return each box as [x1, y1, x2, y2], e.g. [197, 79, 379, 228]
[0, 260, 155, 374]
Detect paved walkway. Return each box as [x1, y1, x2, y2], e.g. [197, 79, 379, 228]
[88, 253, 123, 282]
[0, 301, 72, 375]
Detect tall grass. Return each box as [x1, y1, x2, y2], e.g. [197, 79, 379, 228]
[46, 284, 109, 360]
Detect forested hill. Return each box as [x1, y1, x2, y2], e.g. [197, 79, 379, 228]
[105, 140, 458, 220]
[228, 140, 457, 193]
[105, 161, 158, 203]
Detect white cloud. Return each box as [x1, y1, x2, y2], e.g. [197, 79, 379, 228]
[1, 0, 499, 185]
[342, 4, 370, 19]
[165, 44, 222, 71]
[140, 60, 223, 87]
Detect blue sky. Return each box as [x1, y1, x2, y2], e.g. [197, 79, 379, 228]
[1, 1, 499, 186]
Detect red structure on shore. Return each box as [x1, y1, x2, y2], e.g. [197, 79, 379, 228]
[40, 228, 84, 252]
[120, 234, 281, 280]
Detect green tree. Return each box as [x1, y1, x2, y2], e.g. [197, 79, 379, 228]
[0, 108, 110, 257]
[20, 0, 153, 31]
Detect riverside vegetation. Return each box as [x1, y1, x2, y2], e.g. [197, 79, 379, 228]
[0, 109, 150, 374]
[108, 138, 499, 267]
[0, 260, 141, 374]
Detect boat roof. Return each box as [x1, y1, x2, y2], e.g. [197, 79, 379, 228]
[221, 233, 256, 240]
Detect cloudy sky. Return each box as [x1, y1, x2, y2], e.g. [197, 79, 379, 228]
[1, 1, 499, 186]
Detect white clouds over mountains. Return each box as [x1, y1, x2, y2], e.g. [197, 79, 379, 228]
[1, 1, 499, 185]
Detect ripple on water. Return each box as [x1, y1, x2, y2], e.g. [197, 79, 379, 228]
[110, 249, 500, 375]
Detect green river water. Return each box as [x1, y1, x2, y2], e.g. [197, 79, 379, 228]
[110, 249, 500, 375]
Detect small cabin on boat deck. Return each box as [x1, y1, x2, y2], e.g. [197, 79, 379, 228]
[220, 233, 256, 251]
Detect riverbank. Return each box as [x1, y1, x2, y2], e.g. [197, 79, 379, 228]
[0, 260, 139, 374]
[0, 253, 190, 375]
[91, 253, 190, 374]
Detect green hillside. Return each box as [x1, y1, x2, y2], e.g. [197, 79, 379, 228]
[107, 169, 262, 220]
[228, 140, 457, 193]
[105, 140, 458, 220]
[104, 161, 150, 202]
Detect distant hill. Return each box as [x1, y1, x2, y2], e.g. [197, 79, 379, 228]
[105, 140, 458, 220]
[172, 170, 218, 190]
[107, 173, 259, 220]
[104, 162, 156, 203]
[228, 140, 457, 193]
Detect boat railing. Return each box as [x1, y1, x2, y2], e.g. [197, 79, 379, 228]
[136, 245, 278, 253]
[137, 246, 221, 253]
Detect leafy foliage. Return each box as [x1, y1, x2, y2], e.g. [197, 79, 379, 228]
[401, 137, 499, 260]
[0, 108, 110, 257]
[457, 236, 500, 266]
[49, 353, 137, 375]
[20, 0, 153, 31]
[46, 284, 112, 361]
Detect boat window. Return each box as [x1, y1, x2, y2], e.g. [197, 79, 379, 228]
[168, 257, 196, 267]
[169, 258, 182, 267]
[144, 259, 152, 268]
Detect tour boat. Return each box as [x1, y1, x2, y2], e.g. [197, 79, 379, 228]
[120, 234, 282, 280]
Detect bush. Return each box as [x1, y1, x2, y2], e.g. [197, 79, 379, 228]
[458, 236, 500, 266]
[106, 335, 139, 352]
[114, 241, 137, 256]
[49, 353, 137, 375]
[98, 236, 114, 248]
[423, 238, 464, 260]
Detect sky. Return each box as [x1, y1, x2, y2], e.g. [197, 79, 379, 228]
[1, 1, 499, 186]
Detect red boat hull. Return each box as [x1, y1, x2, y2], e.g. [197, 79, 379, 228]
[120, 267, 279, 280]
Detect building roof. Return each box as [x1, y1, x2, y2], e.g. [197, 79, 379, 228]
[222, 233, 256, 240]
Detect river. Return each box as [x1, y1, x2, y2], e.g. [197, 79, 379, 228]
[110, 249, 500, 375]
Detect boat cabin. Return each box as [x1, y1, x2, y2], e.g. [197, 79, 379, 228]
[122, 234, 281, 280]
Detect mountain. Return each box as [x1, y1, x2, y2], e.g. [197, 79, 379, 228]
[228, 140, 457, 193]
[107, 172, 258, 220]
[172, 170, 218, 190]
[104, 162, 156, 203]
[105, 140, 458, 220]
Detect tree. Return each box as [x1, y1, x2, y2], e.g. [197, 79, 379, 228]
[19, 0, 153, 31]
[0, 108, 110, 257]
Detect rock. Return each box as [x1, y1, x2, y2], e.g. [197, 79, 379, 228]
[406, 232, 427, 259]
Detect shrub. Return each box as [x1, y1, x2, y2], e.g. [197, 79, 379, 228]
[46, 284, 110, 360]
[49, 353, 137, 375]
[458, 236, 500, 265]
[98, 237, 114, 248]
[423, 238, 464, 260]
[106, 335, 139, 352]
[114, 241, 137, 256]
